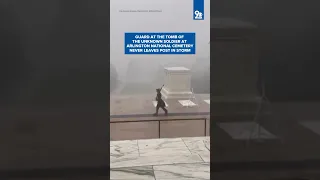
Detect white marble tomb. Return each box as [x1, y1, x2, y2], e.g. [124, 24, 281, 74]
[161, 67, 193, 99]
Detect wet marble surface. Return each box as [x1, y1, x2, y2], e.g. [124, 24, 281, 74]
[110, 166, 155, 180]
[138, 138, 191, 156]
[110, 140, 139, 159]
[110, 94, 210, 116]
[110, 136, 210, 180]
[111, 153, 203, 169]
[182, 137, 210, 162]
[154, 163, 210, 180]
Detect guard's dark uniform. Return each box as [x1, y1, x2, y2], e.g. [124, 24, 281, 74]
[154, 88, 168, 116]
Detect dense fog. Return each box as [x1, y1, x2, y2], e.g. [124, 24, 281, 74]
[110, 0, 210, 95]
[1, 0, 320, 102]
[0, 0, 110, 106]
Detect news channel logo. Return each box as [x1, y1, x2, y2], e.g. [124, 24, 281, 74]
[194, 10, 203, 20]
[193, 0, 204, 20]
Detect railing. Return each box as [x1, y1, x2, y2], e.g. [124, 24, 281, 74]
[110, 117, 208, 139]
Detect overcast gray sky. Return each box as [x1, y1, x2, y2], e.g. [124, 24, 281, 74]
[110, 0, 210, 94]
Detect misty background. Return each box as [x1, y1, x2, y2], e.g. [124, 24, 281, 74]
[0, 1, 111, 171]
[110, 0, 210, 95]
[0, 0, 109, 107]
[111, 0, 320, 100]
[1, 0, 320, 106]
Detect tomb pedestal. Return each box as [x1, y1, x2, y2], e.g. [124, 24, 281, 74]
[162, 67, 193, 99]
[210, 18, 265, 117]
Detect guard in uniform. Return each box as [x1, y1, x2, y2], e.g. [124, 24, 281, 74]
[153, 85, 168, 116]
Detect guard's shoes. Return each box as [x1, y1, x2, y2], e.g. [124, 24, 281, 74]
[153, 113, 158, 116]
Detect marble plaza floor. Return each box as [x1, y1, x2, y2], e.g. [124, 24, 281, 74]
[110, 136, 210, 180]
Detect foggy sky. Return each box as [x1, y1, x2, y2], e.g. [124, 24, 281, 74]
[110, 0, 210, 95]
[1, 0, 320, 102]
[0, 0, 110, 106]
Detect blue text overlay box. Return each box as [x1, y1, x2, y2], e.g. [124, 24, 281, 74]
[124, 33, 196, 55]
[193, 0, 204, 20]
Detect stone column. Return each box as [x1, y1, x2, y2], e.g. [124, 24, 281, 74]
[162, 67, 193, 99]
[210, 18, 261, 116]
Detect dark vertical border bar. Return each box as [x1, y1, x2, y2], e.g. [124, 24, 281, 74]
[208, 1, 212, 179]
[209, 0, 320, 174]
[209, 17, 213, 179]
[0, 0, 110, 178]
[106, 0, 111, 177]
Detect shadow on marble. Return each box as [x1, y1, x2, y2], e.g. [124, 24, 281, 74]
[182, 137, 210, 162]
[110, 140, 139, 159]
[153, 163, 210, 180]
[111, 154, 203, 168]
[110, 166, 155, 180]
[138, 138, 191, 156]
